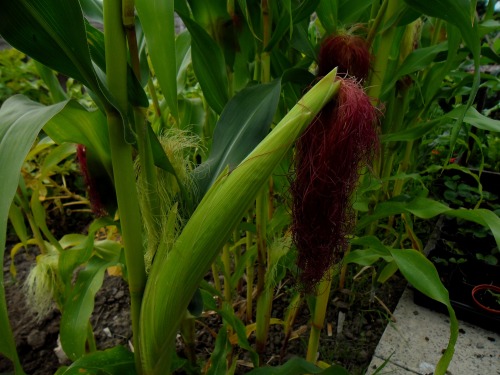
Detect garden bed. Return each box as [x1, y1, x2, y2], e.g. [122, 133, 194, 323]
[1, 239, 407, 375]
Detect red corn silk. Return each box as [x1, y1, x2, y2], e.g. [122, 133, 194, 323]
[76, 144, 107, 217]
[318, 34, 372, 81]
[291, 78, 379, 291]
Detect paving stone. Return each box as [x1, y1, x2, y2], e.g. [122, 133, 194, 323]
[367, 288, 500, 375]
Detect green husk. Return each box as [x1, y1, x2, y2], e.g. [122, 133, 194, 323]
[139, 69, 341, 374]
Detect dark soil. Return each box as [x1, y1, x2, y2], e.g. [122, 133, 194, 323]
[0, 242, 132, 375]
[0, 239, 407, 375]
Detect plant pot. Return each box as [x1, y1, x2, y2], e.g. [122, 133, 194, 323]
[472, 284, 500, 314]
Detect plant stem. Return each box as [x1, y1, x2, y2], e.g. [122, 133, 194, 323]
[255, 287, 273, 359]
[245, 215, 254, 323]
[306, 267, 334, 363]
[86, 321, 97, 352]
[222, 243, 232, 302]
[367, 0, 402, 101]
[103, 0, 146, 371]
[212, 262, 222, 297]
[179, 317, 197, 366]
[261, 0, 271, 84]
[255, 186, 268, 296]
[367, 0, 388, 47]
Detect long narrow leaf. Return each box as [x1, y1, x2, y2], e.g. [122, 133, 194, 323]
[0, 95, 70, 373]
[390, 249, 458, 375]
[192, 80, 282, 200]
[59, 346, 135, 375]
[178, 14, 229, 114]
[404, 0, 481, 155]
[60, 247, 121, 360]
[136, 0, 178, 120]
[358, 196, 500, 248]
[0, 0, 101, 98]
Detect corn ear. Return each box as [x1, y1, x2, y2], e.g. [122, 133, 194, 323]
[139, 69, 340, 374]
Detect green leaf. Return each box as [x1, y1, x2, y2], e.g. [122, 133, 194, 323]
[359, 196, 500, 249]
[446, 105, 500, 132]
[377, 261, 399, 283]
[345, 249, 393, 266]
[0, 95, 68, 373]
[80, 0, 104, 23]
[84, 21, 149, 109]
[43, 100, 112, 176]
[34, 60, 68, 103]
[136, 0, 178, 120]
[8, 202, 29, 249]
[193, 80, 281, 200]
[246, 357, 349, 375]
[206, 326, 229, 375]
[175, 31, 193, 95]
[404, 0, 481, 157]
[382, 42, 449, 96]
[178, 14, 229, 114]
[403, 0, 478, 52]
[391, 249, 448, 304]
[40, 143, 76, 179]
[317, 0, 338, 34]
[0, 0, 103, 100]
[382, 119, 441, 142]
[218, 302, 259, 366]
[58, 217, 115, 286]
[60, 253, 121, 360]
[59, 346, 136, 375]
[266, 0, 320, 52]
[390, 248, 458, 374]
[338, 0, 372, 24]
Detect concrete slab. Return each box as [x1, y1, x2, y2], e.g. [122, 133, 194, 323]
[367, 288, 500, 375]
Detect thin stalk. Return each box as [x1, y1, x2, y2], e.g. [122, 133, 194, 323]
[430, 19, 443, 46]
[255, 287, 273, 359]
[15, 186, 49, 254]
[227, 0, 235, 17]
[222, 243, 232, 302]
[179, 317, 197, 366]
[33, 61, 67, 103]
[86, 322, 97, 352]
[233, 231, 243, 293]
[306, 267, 334, 363]
[122, 0, 161, 243]
[16, 192, 48, 254]
[260, 0, 271, 84]
[147, 78, 162, 119]
[103, 0, 146, 372]
[280, 292, 302, 359]
[245, 216, 254, 323]
[367, 0, 388, 47]
[338, 245, 351, 290]
[122, 0, 141, 80]
[212, 263, 222, 295]
[255, 187, 268, 296]
[367, 0, 403, 102]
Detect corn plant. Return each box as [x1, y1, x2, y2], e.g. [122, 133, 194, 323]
[0, 1, 499, 374]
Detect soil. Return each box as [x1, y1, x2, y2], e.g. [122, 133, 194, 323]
[0, 240, 132, 375]
[0, 236, 407, 375]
